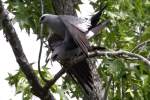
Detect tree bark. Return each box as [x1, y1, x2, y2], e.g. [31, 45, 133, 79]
[52, 0, 80, 15]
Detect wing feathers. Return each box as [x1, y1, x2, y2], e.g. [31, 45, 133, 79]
[60, 17, 90, 56]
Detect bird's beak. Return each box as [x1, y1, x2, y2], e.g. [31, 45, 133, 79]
[39, 15, 45, 24]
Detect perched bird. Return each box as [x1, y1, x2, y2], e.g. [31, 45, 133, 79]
[50, 20, 110, 60]
[47, 22, 109, 95]
[40, 5, 108, 55]
[40, 14, 90, 55]
[40, 7, 109, 94]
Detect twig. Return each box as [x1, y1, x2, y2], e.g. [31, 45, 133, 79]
[40, 0, 44, 15]
[38, 35, 49, 82]
[44, 68, 66, 90]
[42, 58, 50, 68]
[103, 75, 112, 100]
[131, 39, 150, 53]
[38, 0, 49, 82]
[42, 49, 51, 68]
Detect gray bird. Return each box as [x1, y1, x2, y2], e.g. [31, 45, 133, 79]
[40, 6, 110, 94]
[40, 14, 90, 55]
[50, 20, 110, 60]
[40, 13, 109, 55]
[47, 20, 110, 95]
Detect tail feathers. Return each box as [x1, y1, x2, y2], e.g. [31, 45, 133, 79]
[86, 19, 110, 39]
[89, 4, 107, 30]
[91, 19, 110, 34]
[66, 59, 93, 94]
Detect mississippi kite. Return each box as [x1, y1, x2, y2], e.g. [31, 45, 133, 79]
[40, 5, 108, 55]
[40, 6, 109, 94]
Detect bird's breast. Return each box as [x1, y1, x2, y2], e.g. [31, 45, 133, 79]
[48, 21, 66, 38]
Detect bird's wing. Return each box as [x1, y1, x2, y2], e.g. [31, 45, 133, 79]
[59, 16, 90, 56]
[59, 15, 91, 32]
[67, 59, 93, 94]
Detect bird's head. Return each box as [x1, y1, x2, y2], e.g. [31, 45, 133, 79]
[40, 14, 50, 24]
[40, 14, 58, 25]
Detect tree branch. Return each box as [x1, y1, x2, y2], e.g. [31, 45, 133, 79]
[0, 1, 54, 100]
[89, 50, 150, 67]
[44, 68, 66, 91]
[38, 0, 50, 82]
[64, 49, 150, 67]
[131, 39, 150, 53]
[43, 55, 87, 92]
[103, 75, 113, 100]
[43, 49, 150, 92]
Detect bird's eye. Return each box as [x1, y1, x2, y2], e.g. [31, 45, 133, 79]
[40, 16, 45, 22]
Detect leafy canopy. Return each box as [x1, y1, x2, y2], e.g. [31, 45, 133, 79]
[5, 0, 150, 100]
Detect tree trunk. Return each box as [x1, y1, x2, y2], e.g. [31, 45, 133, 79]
[52, 0, 79, 15]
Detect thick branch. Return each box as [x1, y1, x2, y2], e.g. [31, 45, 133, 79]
[43, 49, 150, 97]
[44, 68, 66, 90]
[43, 49, 150, 99]
[0, 1, 54, 100]
[89, 50, 150, 67]
[44, 49, 150, 92]
[67, 50, 150, 67]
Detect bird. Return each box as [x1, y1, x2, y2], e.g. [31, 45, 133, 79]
[40, 7, 109, 94]
[46, 21, 109, 95]
[40, 5, 108, 56]
[50, 20, 110, 61]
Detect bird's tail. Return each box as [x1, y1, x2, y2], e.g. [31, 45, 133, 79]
[66, 59, 93, 94]
[88, 3, 107, 30]
[86, 19, 110, 39]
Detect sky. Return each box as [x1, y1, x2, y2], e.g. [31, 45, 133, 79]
[0, 0, 94, 100]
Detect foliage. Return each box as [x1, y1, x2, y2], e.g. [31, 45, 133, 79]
[91, 0, 150, 100]
[6, 70, 32, 100]
[61, 75, 85, 99]
[6, 0, 54, 36]
[6, 68, 66, 100]
[4, 0, 150, 100]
